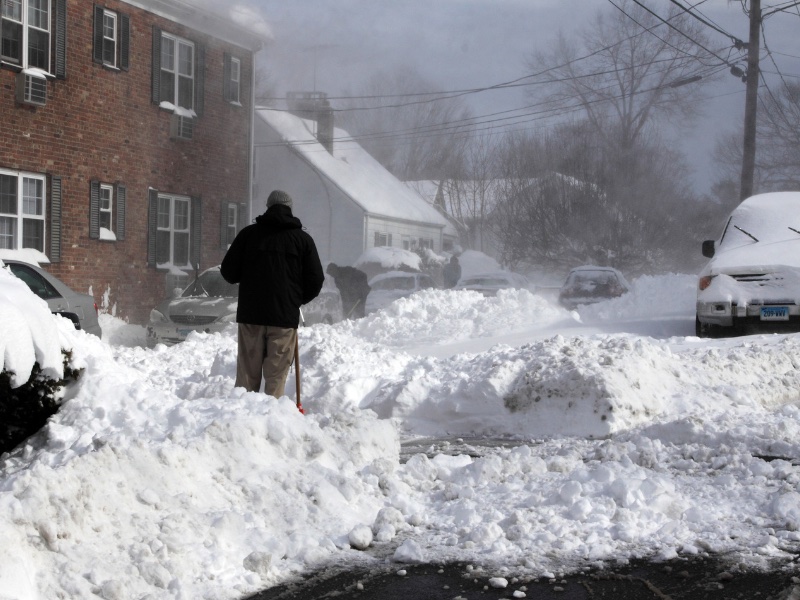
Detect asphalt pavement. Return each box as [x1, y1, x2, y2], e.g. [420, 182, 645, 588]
[247, 555, 800, 600]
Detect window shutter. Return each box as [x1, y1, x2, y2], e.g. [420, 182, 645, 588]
[92, 5, 103, 64]
[219, 202, 227, 250]
[89, 180, 100, 239]
[116, 184, 126, 240]
[223, 52, 231, 102]
[190, 196, 202, 268]
[119, 13, 130, 71]
[147, 189, 158, 266]
[50, 176, 63, 263]
[151, 27, 162, 104]
[55, 0, 67, 79]
[195, 44, 205, 116]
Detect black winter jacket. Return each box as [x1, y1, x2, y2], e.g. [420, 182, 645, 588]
[220, 205, 324, 328]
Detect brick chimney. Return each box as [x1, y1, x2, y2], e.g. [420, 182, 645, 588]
[286, 91, 334, 154]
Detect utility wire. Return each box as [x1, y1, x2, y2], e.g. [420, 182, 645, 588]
[628, 0, 741, 66]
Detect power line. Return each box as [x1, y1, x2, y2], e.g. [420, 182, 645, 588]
[665, 0, 747, 46]
[627, 0, 741, 66]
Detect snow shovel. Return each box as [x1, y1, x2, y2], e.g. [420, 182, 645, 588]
[295, 308, 305, 414]
[294, 337, 304, 414]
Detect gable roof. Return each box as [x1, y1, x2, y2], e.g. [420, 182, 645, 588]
[256, 108, 451, 230]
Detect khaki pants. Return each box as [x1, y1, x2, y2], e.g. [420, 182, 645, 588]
[235, 323, 297, 397]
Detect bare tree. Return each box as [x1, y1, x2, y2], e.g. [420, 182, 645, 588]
[528, 0, 714, 155]
[756, 82, 800, 190]
[336, 66, 473, 181]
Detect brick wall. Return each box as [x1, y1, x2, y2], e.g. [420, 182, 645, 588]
[0, 0, 254, 324]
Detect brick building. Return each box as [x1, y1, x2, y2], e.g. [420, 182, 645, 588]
[0, 0, 266, 323]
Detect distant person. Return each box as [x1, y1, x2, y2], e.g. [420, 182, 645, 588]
[443, 255, 462, 288]
[326, 263, 370, 319]
[221, 190, 324, 396]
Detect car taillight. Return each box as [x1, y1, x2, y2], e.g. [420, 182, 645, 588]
[94, 302, 99, 315]
[698, 275, 714, 290]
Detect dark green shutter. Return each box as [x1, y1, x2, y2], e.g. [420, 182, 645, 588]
[116, 184, 126, 240]
[219, 202, 227, 249]
[89, 180, 100, 239]
[190, 196, 202, 268]
[151, 27, 162, 104]
[55, 0, 67, 79]
[223, 53, 231, 102]
[147, 189, 158, 266]
[119, 13, 130, 71]
[50, 176, 63, 262]
[92, 5, 103, 64]
[194, 44, 204, 116]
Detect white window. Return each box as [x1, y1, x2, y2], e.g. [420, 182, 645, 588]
[229, 56, 240, 104]
[1, 0, 50, 71]
[99, 184, 113, 231]
[102, 9, 116, 66]
[225, 203, 237, 245]
[157, 194, 191, 267]
[0, 169, 46, 251]
[160, 32, 194, 110]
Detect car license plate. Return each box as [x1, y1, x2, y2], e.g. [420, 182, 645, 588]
[177, 328, 193, 337]
[760, 306, 789, 321]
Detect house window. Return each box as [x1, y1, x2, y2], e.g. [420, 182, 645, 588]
[99, 184, 112, 230]
[160, 32, 194, 110]
[418, 237, 434, 250]
[401, 235, 411, 250]
[157, 194, 191, 266]
[102, 10, 116, 65]
[374, 231, 392, 247]
[89, 180, 126, 241]
[0, 169, 45, 252]
[1, 0, 50, 71]
[93, 6, 129, 70]
[225, 203, 237, 245]
[224, 54, 242, 104]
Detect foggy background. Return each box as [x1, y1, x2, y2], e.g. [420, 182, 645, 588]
[200, 0, 799, 276]
[244, 0, 796, 193]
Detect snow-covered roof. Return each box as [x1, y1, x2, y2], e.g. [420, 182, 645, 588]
[122, 0, 271, 50]
[256, 109, 452, 229]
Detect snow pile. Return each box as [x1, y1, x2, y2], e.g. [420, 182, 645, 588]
[0, 263, 69, 386]
[4, 271, 800, 599]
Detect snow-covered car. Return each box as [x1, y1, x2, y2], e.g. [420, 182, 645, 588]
[147, 266, 238, 347]
[365, 271, 437, 315]
[454, 271, 531, 296]
[558, 265, 629, 310]
[3, 259, 101, 337]
[147, 266, 342, 346]
[696, 191, 800, 337]
[302, 276, 343, 325]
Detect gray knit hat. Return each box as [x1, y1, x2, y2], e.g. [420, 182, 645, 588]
[266, 190, 293, 209]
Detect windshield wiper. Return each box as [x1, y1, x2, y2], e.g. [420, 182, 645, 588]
[734, 225, 759, 243]
[789, 226, 800, 236]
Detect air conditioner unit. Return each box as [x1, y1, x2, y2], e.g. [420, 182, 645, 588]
[16, 72, 47, 107]
[170, 113, 194, 140]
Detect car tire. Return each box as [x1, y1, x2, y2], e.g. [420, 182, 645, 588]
[695, 316, 719, 339]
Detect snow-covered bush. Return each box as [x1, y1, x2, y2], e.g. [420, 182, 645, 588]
[0, 349, 82, 454]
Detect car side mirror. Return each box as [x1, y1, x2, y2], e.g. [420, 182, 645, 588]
[701, 240, 715, 258]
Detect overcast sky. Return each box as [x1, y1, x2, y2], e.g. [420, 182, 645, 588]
[241, 0, 798, 193]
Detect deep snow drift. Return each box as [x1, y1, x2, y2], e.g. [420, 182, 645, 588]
[3, 268, 800, 599]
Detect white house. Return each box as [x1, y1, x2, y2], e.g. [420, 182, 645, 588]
[252, 94, 457, 266]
